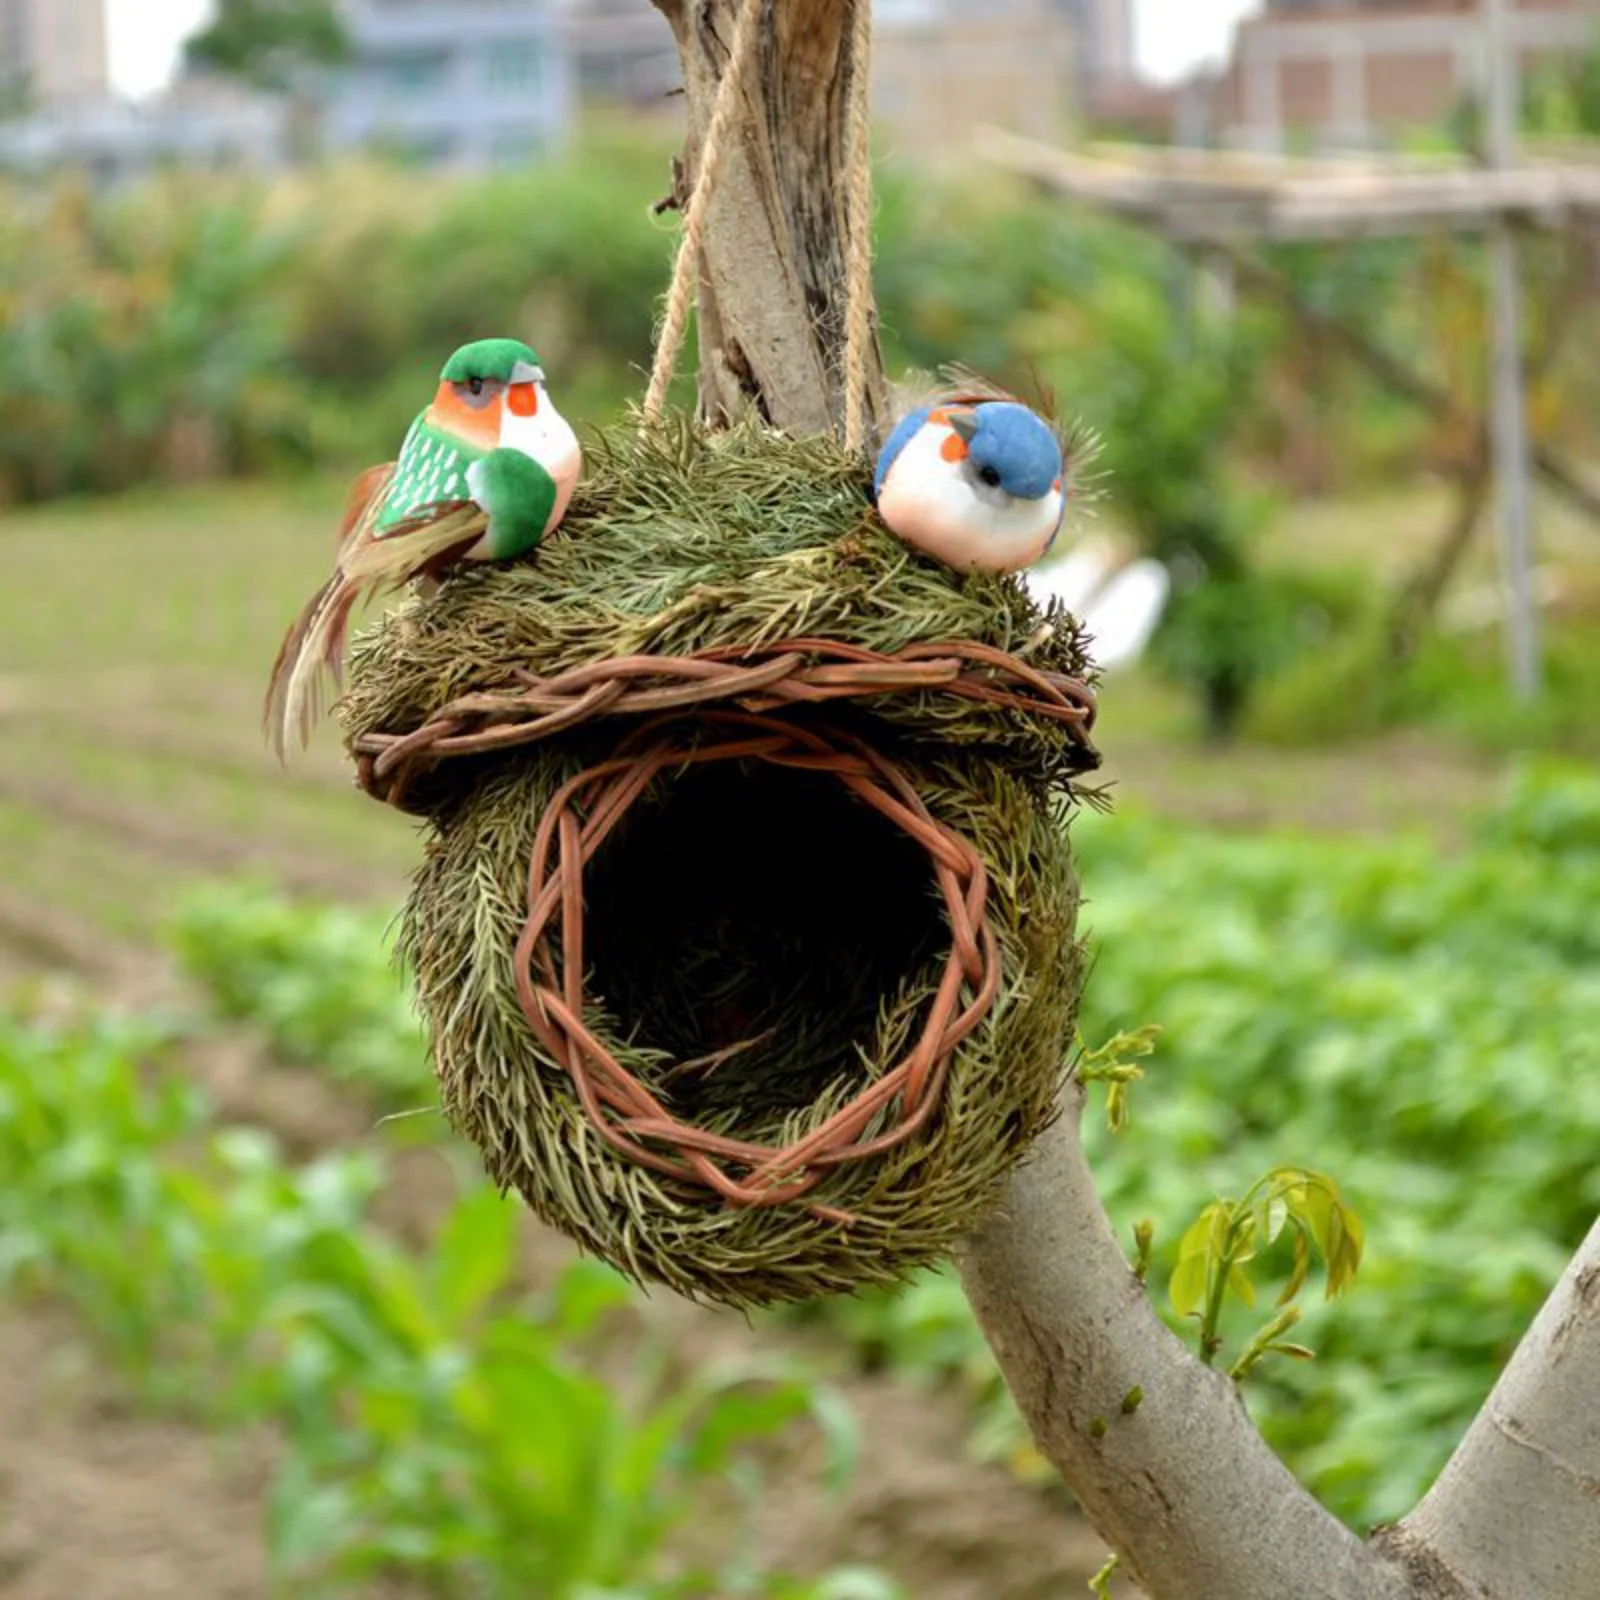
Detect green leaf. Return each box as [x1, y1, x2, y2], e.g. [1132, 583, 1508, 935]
[1169, 1250, 1210, 1319]
[1225, 1260, 1257, 1309]
[432, 1183, 516, 1328]
[1277, 1227, 1312, 1309]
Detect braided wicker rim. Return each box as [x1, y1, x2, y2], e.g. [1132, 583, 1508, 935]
[509, 711, 997, 1221]
[353, 639, 1097, 1217]
[352, 636, 1098, 807]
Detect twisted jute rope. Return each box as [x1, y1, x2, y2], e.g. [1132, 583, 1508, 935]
[642, 0, 878, 451]
[840, 0, 876, 453]
[357, 645, 1099, 1217]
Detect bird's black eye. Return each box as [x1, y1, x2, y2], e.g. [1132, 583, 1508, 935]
[468, 377, 485, 396]
[977, 464, 1002, 488]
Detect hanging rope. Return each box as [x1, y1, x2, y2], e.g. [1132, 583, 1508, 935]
[643, 0, 878, 451]
[841, 0, 876, 454]
[642, 0, 765, 423]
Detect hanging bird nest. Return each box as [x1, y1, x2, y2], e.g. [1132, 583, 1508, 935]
[341, 415, 1100, 1306]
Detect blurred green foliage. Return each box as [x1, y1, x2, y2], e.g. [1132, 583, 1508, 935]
[185, 0, 350, 95]
[0, 1009, 885, 1598]
[0, 136, 676, 501]
[6, 135, 1593, 509]
[3, 135, 1595, 739]
[175, 880, 427, 1105]
[167, 763, 1600, 1531]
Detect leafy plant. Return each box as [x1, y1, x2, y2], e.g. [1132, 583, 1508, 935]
[1168, 1166, 1364, 1371]
[0, 1008, 883, 1598]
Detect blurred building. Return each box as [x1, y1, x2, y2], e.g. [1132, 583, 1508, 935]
[327, 0, 575, 169]
[0, 73, 291, 180]
[1215, 0, 1600, 150]
[557, 0, 678, 106]
[1050, 0, 1136, 101]
[873, 0, 1077, 156]
[0, 0, 107, 111]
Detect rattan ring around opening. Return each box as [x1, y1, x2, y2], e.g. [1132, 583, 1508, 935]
[352, 636, 1097, 812]
[513, 712, 1001, 1225]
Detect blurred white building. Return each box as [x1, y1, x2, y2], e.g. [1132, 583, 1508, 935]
[328, 0, 575, 170]
[0, 73, 291, 180]
[0, 0, 108, 110]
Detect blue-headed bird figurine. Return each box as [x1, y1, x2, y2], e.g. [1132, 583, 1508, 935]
[873, 385, 1068, 575]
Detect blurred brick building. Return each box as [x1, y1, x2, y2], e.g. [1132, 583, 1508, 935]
[872, 0, 1077, 157]
[1216, 0, 1600, 150]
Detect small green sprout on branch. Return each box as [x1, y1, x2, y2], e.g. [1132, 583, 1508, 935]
[1169, 1166, 1365, 1371]
[1077, 1024, 1161, 1132]
[1089, 1552, 1122, 1598]
[1131, 1218, 1155, 1283]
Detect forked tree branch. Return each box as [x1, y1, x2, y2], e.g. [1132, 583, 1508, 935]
[1386, 1215, 1600, 1598]
[956, 1088, 1416, 1600]
[961, 1088, 1600, 1599]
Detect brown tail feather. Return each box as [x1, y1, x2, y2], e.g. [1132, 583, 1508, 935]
[341, 503, 485, 582]
[335, 463, 396, 554]
[263, 570, 363, 762]
[263, 488, 487, 762]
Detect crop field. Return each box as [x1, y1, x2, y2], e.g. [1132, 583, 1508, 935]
[5, 466, 1599, 1597]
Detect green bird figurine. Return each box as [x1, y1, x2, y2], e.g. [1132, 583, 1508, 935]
[265, 337, 580, 757]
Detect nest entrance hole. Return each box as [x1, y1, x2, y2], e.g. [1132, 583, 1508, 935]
[583, 756, 948, 1121]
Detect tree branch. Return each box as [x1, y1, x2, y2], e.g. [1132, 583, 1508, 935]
[956, 1089, 1416, 1600]
[649, 0, 888, 438]
[1217, 245, 1600, 531]
[1386, 1216, 1600, 1600]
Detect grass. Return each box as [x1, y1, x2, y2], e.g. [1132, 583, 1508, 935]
[1, 475, 415, 952]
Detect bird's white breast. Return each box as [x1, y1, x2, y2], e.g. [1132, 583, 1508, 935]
[501, 389, 582, 530]
[877, 423, 1062, 575]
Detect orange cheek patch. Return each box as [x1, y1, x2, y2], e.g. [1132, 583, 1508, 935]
[427, 384, 499, 450]
[508, 382, 540, 418]
[1053, 477, 1063, 492]
[940, 432, 970, 464]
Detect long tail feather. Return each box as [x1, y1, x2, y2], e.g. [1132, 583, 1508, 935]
[263, 481, 487, 761]
[336, 463, 397, 554]
[263, 571, 364, 762]
[341, 503, 485, 583]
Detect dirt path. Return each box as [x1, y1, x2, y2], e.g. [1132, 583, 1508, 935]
[0, 1313, 270, 1600]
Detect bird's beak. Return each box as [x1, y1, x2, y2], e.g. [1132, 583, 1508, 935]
[946, 409, 978, 444]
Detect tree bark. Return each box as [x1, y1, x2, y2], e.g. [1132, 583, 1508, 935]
[1388, 1217, 1600, 1599]
[653, 7, 1600, 1597]
[649, 0, 887, 440]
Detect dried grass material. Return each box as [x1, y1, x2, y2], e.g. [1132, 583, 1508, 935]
[342, 413, 1099, 1306]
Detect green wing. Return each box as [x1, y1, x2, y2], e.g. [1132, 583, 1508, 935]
[379, 415, 478, 534]
[474, 448, 558, 559]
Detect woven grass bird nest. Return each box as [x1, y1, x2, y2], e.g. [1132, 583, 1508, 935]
[341, 415, 1101, 1306]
